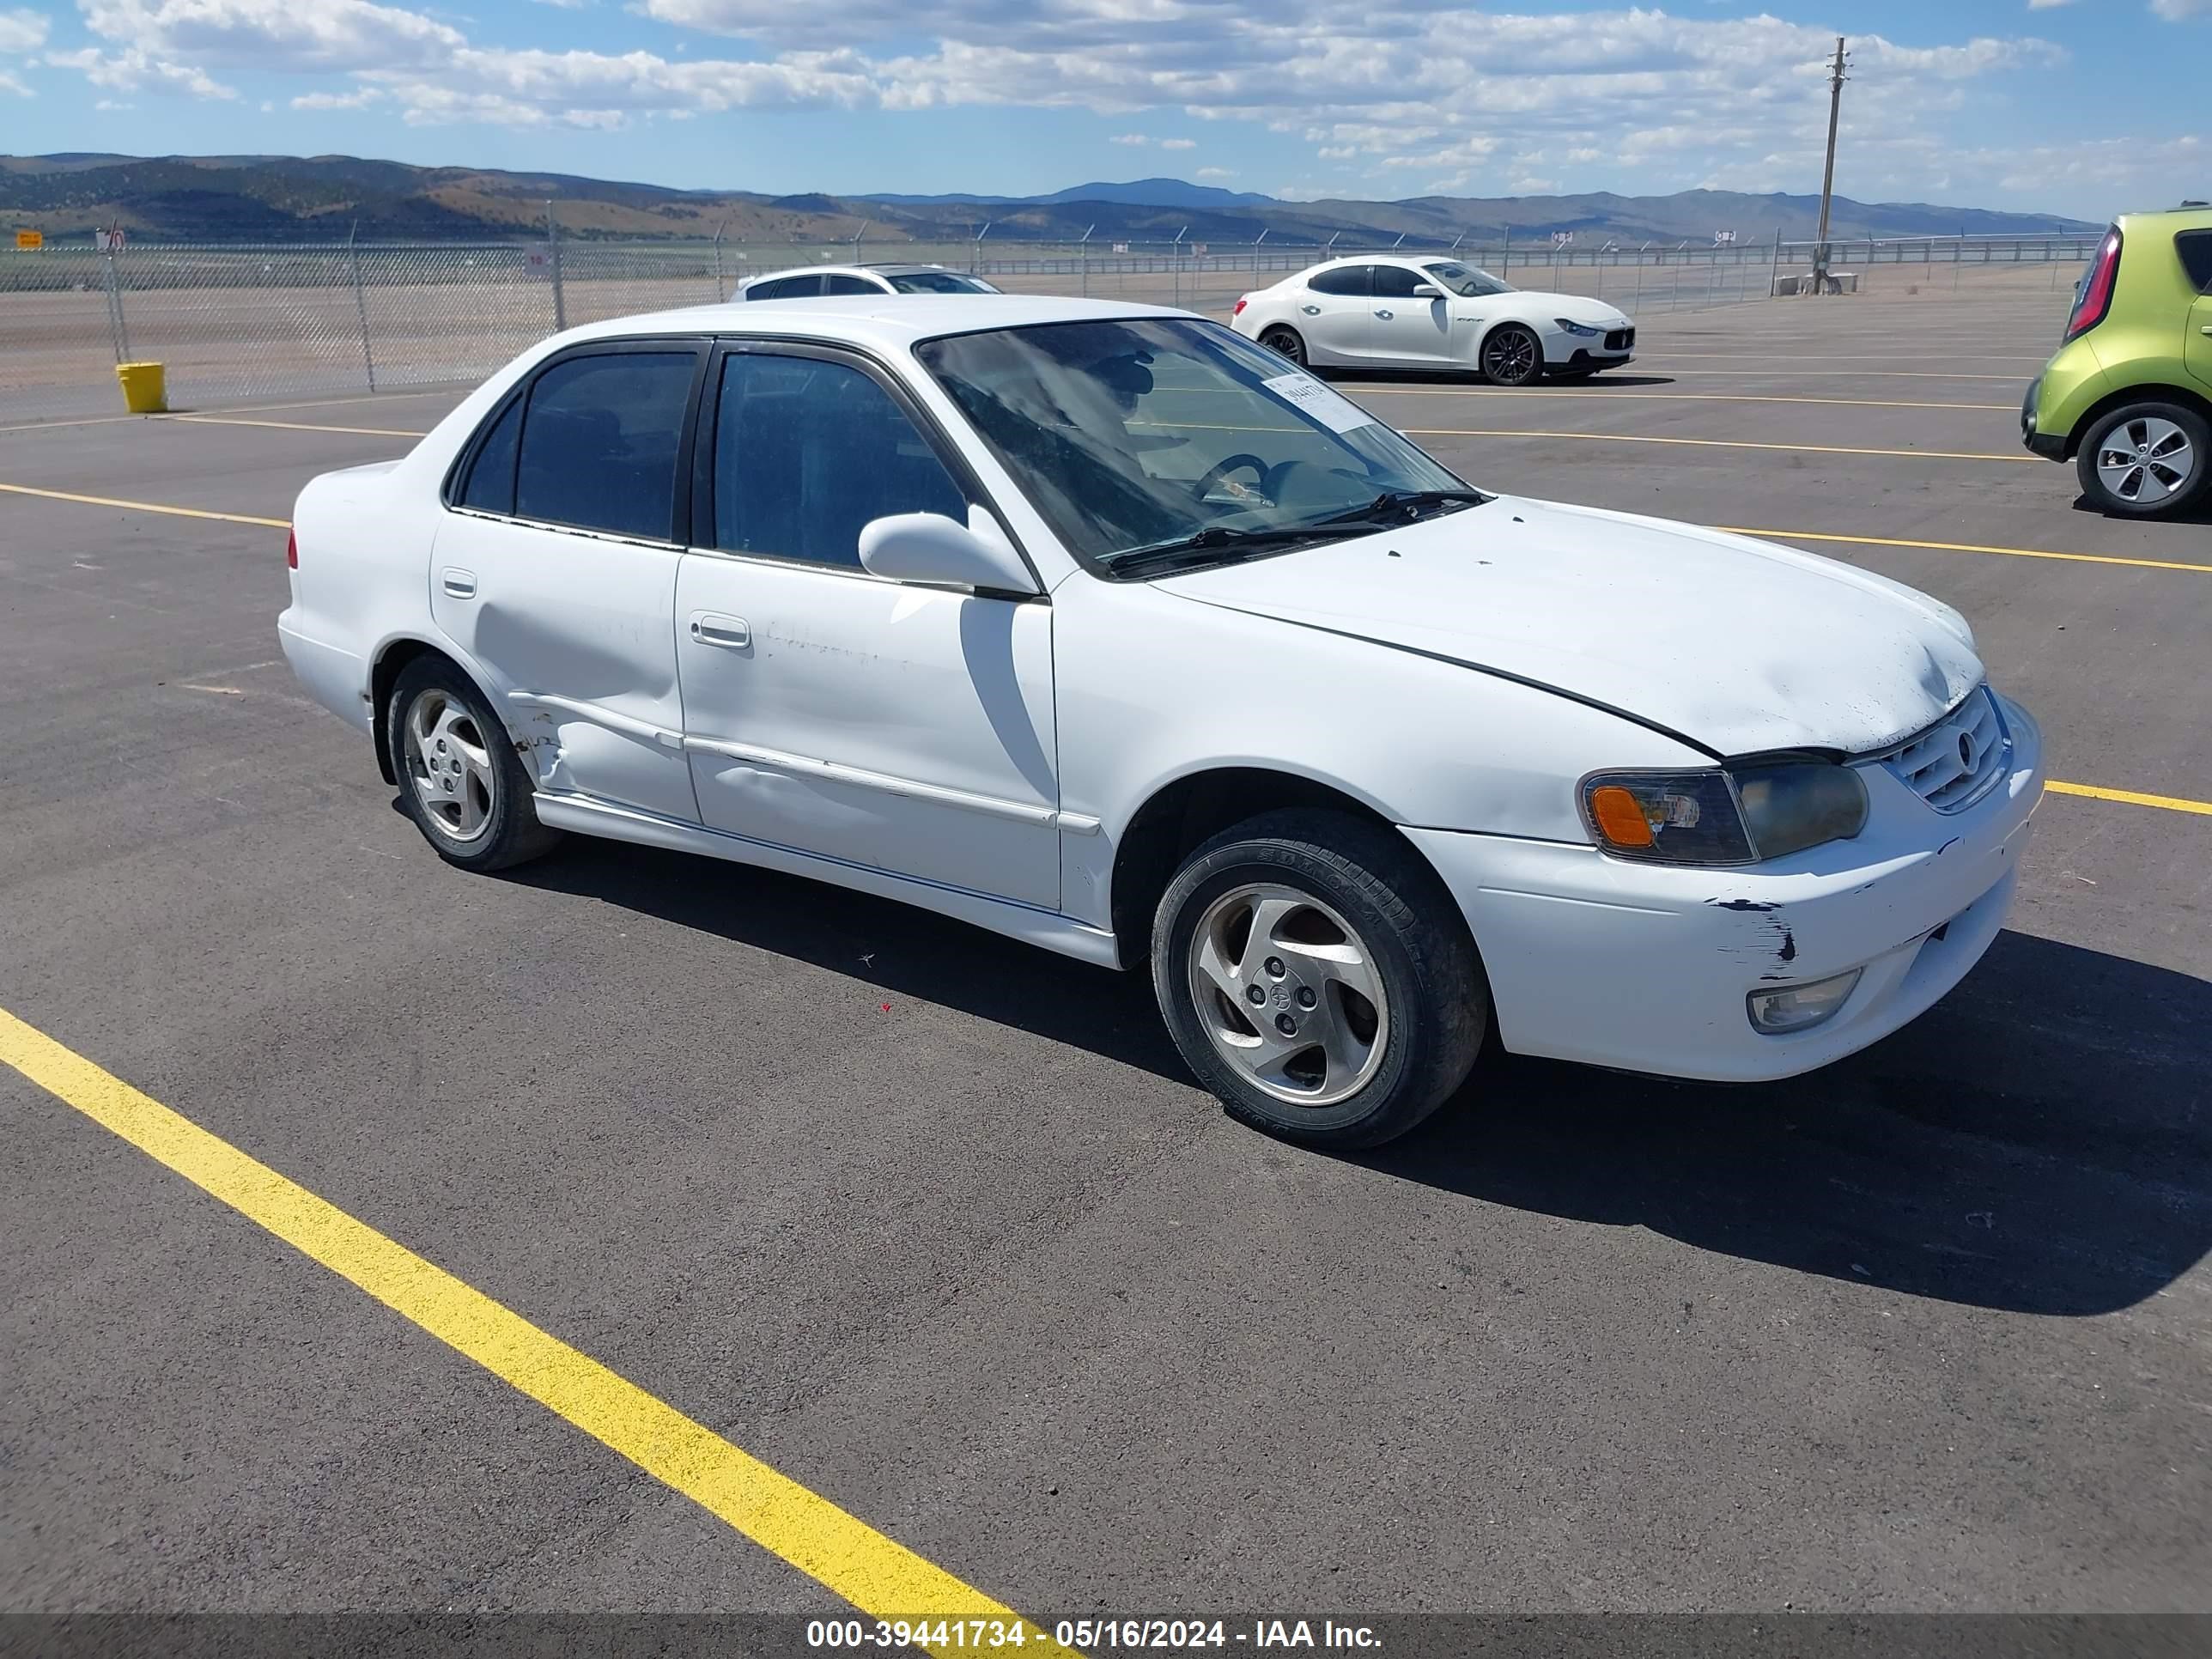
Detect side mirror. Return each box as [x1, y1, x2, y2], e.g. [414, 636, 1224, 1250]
[1411, 283, 1443, 299]
[858, 510, 1039, 596]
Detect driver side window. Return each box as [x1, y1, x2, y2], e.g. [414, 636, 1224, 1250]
[711, 354, 969, 569]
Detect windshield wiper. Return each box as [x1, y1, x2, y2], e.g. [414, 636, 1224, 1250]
[1105, 523, 1353, 578]
[1316, 488, 1492, 526]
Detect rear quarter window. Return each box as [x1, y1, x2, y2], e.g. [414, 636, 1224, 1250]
[2178, 231, 2212, 295]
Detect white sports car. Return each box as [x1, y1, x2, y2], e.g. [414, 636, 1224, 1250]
[278, 295, 2040, 1150]
[1232, 255, 1635, 384]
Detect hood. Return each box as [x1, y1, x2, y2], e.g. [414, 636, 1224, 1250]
[1155, 496, 1982, 757]
[1508, 290, 1630, 329]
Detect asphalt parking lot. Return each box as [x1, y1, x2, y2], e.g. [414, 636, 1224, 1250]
[3, 288, 2209, 1632]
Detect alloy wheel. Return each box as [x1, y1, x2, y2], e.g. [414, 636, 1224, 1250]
[1186, 882, 1390, 1108]
[2094, 416, 2196, 505]
[1482, 328, 1538, 384]
[403, 688, 498, 843]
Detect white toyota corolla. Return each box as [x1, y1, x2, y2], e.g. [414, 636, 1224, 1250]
[279, 296, 2041, 1148]
[1232, 255, 1634, 384]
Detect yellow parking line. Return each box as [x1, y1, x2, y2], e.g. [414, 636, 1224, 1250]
[2045, 781, 2212, 817]
[1337, 387, 2014, 411]
[0, 483, 289, 529]
[1717, 525, 2209, 574]
[167, 416, 428, 439]
[1403, 428, 2033, 464]
[0, 390, 460, 437]
[0, 1006, 1066, 1654]
[1663, 369, 2031, 382]
[1634, 350, 2051, 363]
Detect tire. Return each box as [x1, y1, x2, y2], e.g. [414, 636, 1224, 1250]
[1151, 809, 1486, 1150]
[1258, 325, 1307, 367]
[1480, 323, 1544, 387]
[386, 654, 560, 873]
[2074, 401, 2209, 518]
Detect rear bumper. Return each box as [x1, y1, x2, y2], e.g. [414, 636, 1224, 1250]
[2020, 374, 2069, 459]
[277, 610, 370, 733]
[1405, 696, 2044, 1082]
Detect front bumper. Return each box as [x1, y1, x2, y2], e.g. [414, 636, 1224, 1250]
[1560, 347, 1633, 372]
[1405, 695, 2044, 1082]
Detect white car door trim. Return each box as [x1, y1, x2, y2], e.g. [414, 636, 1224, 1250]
[530, 790, 1123, 966]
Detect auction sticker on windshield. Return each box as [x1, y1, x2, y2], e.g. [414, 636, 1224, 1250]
[1262, 373, 1376, 434]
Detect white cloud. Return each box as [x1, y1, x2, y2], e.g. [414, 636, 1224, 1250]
[1108, 131, 1146, 145]
[292, 85, 381, 106]
[2027, 0, 2072, 9]
[0, 65, 28, 92]
[1159, 136, 1194, 149]
[1194, 166, 1236, 179]
[0, 7, 47, 51]
[2150, 0, 2208, 17]
[46, 42, 235, 96]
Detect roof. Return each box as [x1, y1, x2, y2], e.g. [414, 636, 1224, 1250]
[559, 295, 1188, 352]
[2114, 205, 2212, 234]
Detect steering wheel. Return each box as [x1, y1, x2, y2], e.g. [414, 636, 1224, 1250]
[1191, 453, 1270, 502]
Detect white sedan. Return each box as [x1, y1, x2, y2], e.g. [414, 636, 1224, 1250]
[279, 295, 2041, 1149]
[740, 262, 1001, 300]
[1232, 255, 1635, 384]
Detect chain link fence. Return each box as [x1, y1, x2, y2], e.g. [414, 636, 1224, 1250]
[1, 231, 2096, 425]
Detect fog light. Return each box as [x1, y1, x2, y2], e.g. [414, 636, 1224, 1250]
[1747, 969, 1863, 1035]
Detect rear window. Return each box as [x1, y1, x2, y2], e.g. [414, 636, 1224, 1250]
[1306, 265, 1371, 297]
[2179, 230, 2212, 295]
[746, 275, 822, 301]
[885, 270, 1000, 295]
[458, 395, 521, 515]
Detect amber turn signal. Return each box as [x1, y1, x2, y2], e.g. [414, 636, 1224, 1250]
[1588, 784, 1656, 848]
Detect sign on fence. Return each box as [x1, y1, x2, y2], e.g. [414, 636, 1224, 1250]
[1551, 231, 1574, 248]
[1111, 242, 1130, 253]
[94, 228, 126, 252]
[1191, 243, 1207, 257]
[523, 246, 553, 280]
[15, 229, 41, 250]
[1714, 229, 1737, 246]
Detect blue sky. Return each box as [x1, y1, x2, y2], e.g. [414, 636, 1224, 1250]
[0, 2, 2203, 218]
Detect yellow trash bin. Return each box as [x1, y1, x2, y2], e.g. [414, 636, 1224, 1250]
[116, 361, 167, 414]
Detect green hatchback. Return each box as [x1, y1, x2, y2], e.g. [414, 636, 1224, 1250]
[2021, 204, 2212, 516]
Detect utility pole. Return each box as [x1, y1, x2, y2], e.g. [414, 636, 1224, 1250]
[1812, 35, 1848, 294]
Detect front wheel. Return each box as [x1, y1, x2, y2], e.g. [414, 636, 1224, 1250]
[1480, 324, 1544, 387]
[2075, 402, 2209, 517]
[1258, 325, 1307, 367]
[1151, 810, 1486, 1149]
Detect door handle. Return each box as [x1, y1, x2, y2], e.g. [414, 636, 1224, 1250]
[440, 567, 477, 599]
[689, 611, 750, 649]
[1300, 304, 1321, 314]
[2201, 325, 2212, 336]
[1375, 308, 1394, 320]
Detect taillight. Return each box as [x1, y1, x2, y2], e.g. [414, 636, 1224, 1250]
[285, 528, 297, 569]
[1232, 295, 1249, 317]
[2063, 228, 2121, 342]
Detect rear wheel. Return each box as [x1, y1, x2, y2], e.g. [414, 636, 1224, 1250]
[1480, 324, 1543, 387]
[1151, 809, 1486, 1149]
[1258, 325, 1307, 367]
[388, 655, 559, 873]
[2075, 402, 2209, 517]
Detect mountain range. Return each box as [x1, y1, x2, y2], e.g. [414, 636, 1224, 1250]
[0, 154, 2101, 246]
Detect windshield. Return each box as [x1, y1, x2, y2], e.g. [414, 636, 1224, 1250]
[915, 318, 1477, 570]
[887, 270, 1001, 295]
[1421, 262, 1514, 297]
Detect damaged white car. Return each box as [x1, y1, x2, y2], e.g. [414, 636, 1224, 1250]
[278, 296, 2043, 1148]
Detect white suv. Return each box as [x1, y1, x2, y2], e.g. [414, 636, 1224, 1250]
[741, 263, 1001, 301]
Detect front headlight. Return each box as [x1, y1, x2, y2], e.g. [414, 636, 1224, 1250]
[1582, 763, 1869, 866]
[1554, 318, 1602, 337]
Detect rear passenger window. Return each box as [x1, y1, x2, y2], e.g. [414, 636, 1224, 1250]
[823, 274, 881, 295]
[2179, 231, 2212, 295]
[514, 352, 696, 540]
[747, 275, 822, 301]
[712, 355, 968, 568]
[1307, 266, 1372, 296]
[458, 394, 521, 515]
